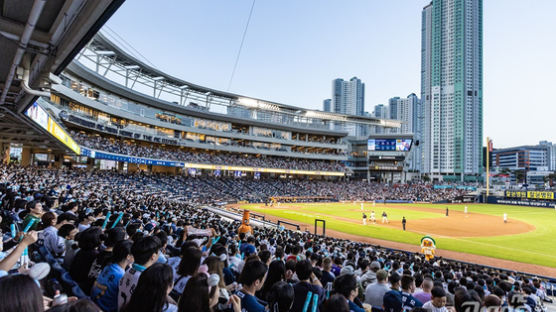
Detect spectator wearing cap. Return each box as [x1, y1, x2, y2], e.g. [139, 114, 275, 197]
[240, 236, 257, 257]
[365, 269, 390, 308]
[383, 289, 403, 312]
[360, 260, 381, 288]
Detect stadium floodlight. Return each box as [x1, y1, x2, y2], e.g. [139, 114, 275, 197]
[152, 76, 164, 81]
[96, 50, 115, 56]
[124, 65, 140, 70]
[179, 85, 189, 89]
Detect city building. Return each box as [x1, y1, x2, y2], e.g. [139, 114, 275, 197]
[421, 0, 483, 181]
[492, 142, 556, 185]
[371, 104, 388, 134]
[323, 99, 331, 112]
[331, 77, 365, 136]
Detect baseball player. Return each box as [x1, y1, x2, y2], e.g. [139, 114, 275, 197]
[503, 213, 507, 223]
[370, 210, 376, 223]
[382, 211, 388, 224]
[361, 202, 364, 211]
[464, 206, 468, 214]
[362, 213, 367, 225]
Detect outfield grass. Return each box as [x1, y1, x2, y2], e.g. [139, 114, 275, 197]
[240, 203, 556, 268]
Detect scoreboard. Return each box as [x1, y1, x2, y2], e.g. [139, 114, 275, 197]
[368, 138, 412, 152]
[504, 191, 555, 200]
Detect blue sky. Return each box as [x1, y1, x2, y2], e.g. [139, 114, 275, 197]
[104, 0, 556, 148]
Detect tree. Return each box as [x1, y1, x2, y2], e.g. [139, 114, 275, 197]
[514, 170, 525, 184]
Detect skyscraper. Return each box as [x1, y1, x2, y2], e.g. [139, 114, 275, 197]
[421, 0, 483, 179]
[331, 77, 365, 136]
[323, 99, 331, 112]
[371, 104, 388, 134]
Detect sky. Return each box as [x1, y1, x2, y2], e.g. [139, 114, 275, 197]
[103, 0, 556, 148]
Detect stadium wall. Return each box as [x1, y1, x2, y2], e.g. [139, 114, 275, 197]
[487, 196, 556, 209]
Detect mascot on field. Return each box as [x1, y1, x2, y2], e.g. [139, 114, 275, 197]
[420, 236, 436, 261]
[238, 210, 253, 235]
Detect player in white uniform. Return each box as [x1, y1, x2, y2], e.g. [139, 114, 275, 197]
[370, 211, 376, 223]
[362, 213, 367, 225]
[361, 202, 364, 211]
[464, 206, 468, 214]
[503, 213, 507, 223]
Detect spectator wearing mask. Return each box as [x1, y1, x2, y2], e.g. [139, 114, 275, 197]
[118, 236, 161, 310]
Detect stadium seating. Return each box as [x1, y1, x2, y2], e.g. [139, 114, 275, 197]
[0, 163, 553, 312]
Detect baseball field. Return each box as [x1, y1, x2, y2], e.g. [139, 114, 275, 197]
[231, 202, 556, 276]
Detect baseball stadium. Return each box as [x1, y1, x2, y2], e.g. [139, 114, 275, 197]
[0, 1, 554, 312]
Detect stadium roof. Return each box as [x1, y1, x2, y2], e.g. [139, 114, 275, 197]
[76, 32, 402, 130]
[0, 0, 124, 152]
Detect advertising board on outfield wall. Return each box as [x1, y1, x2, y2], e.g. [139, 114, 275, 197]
[504, 190, 555, 200]
[489, 197, 556, 208]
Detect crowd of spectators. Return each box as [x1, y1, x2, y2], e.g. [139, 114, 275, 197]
[72, 132, 345, 172]
[0, 164, 552, 312]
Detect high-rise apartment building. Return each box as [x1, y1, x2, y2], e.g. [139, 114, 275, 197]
[371, 104, 388, 134]
[421, 0, 483, 180]
[331, 77, 365, 136]
[323, 99, 331, 112]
